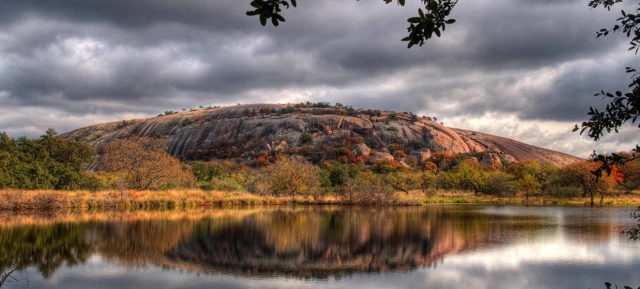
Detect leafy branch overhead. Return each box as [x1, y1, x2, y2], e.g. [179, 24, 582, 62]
[246, 0, 296, 26]
[246, 0, 458, 48]
[574, 0, 640, 175]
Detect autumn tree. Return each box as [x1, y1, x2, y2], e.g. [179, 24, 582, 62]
[561, 161, 622, 206]
[248, 156, 322, 198]
[100, 137, 193, 190]
[619, 157, 640, 191]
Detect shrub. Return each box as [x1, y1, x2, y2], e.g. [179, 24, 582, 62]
[339, 171, 395, 205]
[191, 161, 244, 191]
[480, 171, 518, 197]
[199, 173, 245, 191]
[247, 157, 322, 199]
[326, 163, 357, 187]
[191, 161, 224, 182]
[299, 132, 313, 144]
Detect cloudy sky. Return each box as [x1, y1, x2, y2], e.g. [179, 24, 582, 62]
[0, 0, 637, 157]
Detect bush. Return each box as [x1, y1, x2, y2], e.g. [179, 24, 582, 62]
[480, 171, 518, 197]
[299, 132, 313, 144]
[199, 173, 245, 191]
[319, 162, 359, 191]
[339, 171, 395, 205]
[191, 161, 224, 182]
[247, 157, 322, 199]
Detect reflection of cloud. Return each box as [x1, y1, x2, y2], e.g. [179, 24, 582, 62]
[442, 238, 640, 269]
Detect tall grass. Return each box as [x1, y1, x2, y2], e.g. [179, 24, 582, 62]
[0, 189, 638, 212]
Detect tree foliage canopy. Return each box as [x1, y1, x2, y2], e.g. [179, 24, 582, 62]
[101, 137, 193, 190]
[0, 129, 95, 190]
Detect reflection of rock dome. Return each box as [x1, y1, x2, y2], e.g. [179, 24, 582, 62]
[3, 207, 622, 280]
[162, 209, 493, 278]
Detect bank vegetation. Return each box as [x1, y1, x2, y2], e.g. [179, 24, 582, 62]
[1, 131, 639, 210]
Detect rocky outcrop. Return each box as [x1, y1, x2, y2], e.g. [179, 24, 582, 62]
[367, 151, 394, 164]
[62, 104, 581, 167]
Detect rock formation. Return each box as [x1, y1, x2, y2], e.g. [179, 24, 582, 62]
[63, 103, 581, 167]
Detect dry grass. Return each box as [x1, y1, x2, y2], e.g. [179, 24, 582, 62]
[417, 190, 640, 206]
[0, 189, 638, 212]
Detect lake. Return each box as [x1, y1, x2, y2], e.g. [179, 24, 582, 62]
[1, 205, 638, 289]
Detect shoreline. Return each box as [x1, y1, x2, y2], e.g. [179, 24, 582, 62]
[1, 189, 639, 212]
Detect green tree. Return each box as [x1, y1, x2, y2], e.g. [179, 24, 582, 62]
[0, 130, 95, 190]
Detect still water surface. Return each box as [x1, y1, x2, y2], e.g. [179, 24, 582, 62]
[0, 205, 638, 289]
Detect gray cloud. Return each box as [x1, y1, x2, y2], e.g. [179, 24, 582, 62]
[0, 0, 635, 156]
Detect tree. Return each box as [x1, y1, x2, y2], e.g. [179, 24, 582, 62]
[100, 137, 193, 190]
[507, 160, 546, 205]
[0, 130, 95, 190]
[449, 158, 486, 194]
[619, 157, 640, 191]
[561, 161, 621, 206]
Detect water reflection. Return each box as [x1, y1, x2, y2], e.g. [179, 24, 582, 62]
[0, 206, 638, 289]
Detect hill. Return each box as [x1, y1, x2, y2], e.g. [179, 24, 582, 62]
[62, 103, 581, 168]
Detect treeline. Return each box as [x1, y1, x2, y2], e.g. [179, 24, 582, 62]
[0, 130, 94, 190]
[1, 132, 639, 206]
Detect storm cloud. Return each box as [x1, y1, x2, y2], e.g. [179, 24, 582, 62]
[0, 0, 636, 156]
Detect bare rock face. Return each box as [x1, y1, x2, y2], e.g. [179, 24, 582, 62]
[62, 104, 582, 167]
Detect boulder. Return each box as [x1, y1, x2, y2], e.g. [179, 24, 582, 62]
[367, 151, 394, 164]
[275, 140, 288, 152]
[408, 150, 432, 164]
[353, 143, 372, 158]
[479, 153, 503, 170]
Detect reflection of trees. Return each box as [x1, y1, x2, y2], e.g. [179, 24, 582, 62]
[0, 207, 626, 281]
[0, 224, 92, 278]
[95, 220, 193, 267]
[0, 269, 16, 287]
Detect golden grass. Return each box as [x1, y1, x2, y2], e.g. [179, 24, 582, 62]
[417, 190, 640, 206]
[0, 189, 638, 212]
